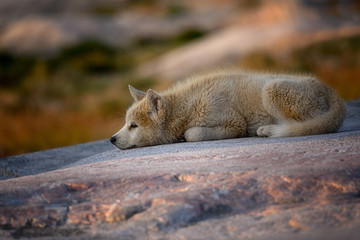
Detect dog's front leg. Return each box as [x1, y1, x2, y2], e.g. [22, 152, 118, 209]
[184, 124, 246, 142]
[184, 109, 247, 142]
[184, 127, 226, 142]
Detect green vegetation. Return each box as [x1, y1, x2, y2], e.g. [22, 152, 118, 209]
[0, 52, 36, 88]
[58, 40, 119, 73]
[239, 35, 360, 100]
[89, 5, 120, 17]
[135, 28, 206, 50]
[166, 3, 188, 17]
[237, 0, 263, 10]
[0, 28, 207, 157]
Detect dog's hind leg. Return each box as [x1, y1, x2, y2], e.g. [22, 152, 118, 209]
[257, 78, 330, 137]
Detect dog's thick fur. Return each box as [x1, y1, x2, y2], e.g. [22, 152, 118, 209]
[111, 69, 346, 149]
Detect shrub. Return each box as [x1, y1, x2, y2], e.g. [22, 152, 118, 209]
[58, 40, 118, 74]
[0, 51, 36, 88]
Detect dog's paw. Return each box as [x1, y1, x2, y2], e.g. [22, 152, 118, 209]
[184, 127, 205, 142]
[257, 125, 276, 137]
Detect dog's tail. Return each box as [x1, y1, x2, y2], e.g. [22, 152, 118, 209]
[270, 87, 346, 137]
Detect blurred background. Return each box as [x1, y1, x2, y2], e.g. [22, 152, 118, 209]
[0, 0, 359, 157]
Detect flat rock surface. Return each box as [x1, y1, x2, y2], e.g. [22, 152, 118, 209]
[0, 100, 359, 239]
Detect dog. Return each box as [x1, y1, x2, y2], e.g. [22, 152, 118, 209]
[110, 69, 346, 149]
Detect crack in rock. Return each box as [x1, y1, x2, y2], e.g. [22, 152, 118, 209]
[105, 201, 148, 223]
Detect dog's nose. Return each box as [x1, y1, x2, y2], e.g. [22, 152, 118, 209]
[110, 136, 116, 143]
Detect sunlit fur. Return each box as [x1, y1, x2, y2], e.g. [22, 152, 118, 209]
[111, 69, 346, 149]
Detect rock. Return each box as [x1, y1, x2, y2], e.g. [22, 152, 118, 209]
[0, 100, 359, 239]
[1, 0, 359, 59]
[0, 139, 113, 180]
[137, 1, 360, 80]
[0, 18, 78, 55]
[0, 0, 237, 55]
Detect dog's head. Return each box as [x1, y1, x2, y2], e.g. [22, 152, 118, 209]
[110, 85, 168, 149]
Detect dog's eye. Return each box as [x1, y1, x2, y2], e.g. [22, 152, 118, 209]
[129, 122, 138, 129]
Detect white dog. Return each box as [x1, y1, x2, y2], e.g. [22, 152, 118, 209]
[111, 69, 346, 149]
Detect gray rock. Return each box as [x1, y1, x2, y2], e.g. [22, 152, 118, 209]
[0, 139, 112, 180]
[0, 100, 359, 239]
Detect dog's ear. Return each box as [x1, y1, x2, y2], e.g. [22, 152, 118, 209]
[147, 89, 166, 115]
[129, 85, 146, 102]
